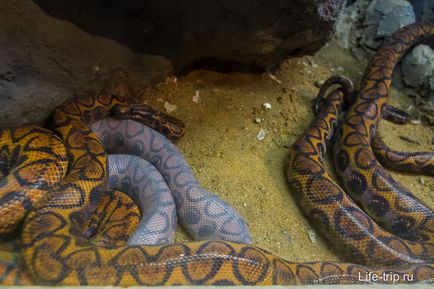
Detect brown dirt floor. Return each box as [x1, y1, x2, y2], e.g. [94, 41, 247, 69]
[135, 38, 434, 263]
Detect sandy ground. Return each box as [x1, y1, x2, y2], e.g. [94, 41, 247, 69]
[135, 38, 434, 263]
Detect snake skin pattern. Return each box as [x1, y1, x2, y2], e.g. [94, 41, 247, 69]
[0, 22, 431, 285]
[373, 102, 434, 175]
[0, 126, 67, 235]
[370, 105, 434, 175]
[333, 22, 434, 242]
[372, 135, 434, 176]
[316, 76, 434, 177]
[112, 103, 186, 143]
[85, 189, 142, 246]
[16, 88, 432, 285]
[288, 85, 433, 265]
[106, 154, 177, 245]
[0, 240, 33, 285]
[90, 118, 252, 243]
[381, 104, 411, 125]
[0, 126, 67, 284]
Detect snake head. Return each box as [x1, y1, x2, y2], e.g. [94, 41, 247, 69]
[112, 103, 186, 143]
[382, 104, 411, 125]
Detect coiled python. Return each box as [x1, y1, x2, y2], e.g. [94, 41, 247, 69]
[0, 22, 432, 285]
[89, 154, 178, 246]
[90, 118, 252, 243]
[0, 126, 67, 235]
[0, 126, 68, 284]
[333, 23, 434, 242]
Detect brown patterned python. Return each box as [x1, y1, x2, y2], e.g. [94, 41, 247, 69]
[0, 22, 431, 285]
[0, 126, 67, 235]
[333, 22, 434, 242]
[372, 134, 434, 176]
[0, 126, 68, 284]
[314, 75, 434, 176]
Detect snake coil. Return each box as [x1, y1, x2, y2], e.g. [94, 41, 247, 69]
[0, 22, 432, 285]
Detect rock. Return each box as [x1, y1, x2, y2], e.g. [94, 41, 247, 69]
[0, 0, 173, 127]
[361, 0, 416, 49]
[410, 0, 434, 22]
[33, 0, 346, 73]
[419, 101, 434, 124]
[345, 0, 358, 6]
[410, 0, 426, 20]
[334, 0, 371, 50]
[335, 1, 423, 85]
[256, 129, 266, 141]
[422, 0, 434, 22]
[422, 1, 434, 22]
[402, 45, 434, 91]
[308, 229, 317, 243]
[335, 0, 433, 107]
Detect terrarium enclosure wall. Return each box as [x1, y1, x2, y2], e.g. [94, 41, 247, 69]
[0, 0, 433, 286]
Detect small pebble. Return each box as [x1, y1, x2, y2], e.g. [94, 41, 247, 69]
[411, 119, 421, 125]
[308, 230, 317, 243]
[257, 129, 266, 140]
[268, 73, 282, 84]
[192, 90, 201, 103]
[283, 230, 293, 244]
[418, 177, 425, 185]
[399, 135, 421, 145]
[254, 118, 261, 124]
[164, 76, 177, 84]
[92, 65, 100, 74]
[263, 103, 272, 110]
[314, 80, 324, 88]
[164, 101, 178, 113]
[243, 203, 247, 207]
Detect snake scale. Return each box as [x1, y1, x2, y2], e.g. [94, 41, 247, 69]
[84, 187, 142, 247]
[90, 118, 252, 243]
[88, 154, 178, 246]
[0, 126, 67, 235]
[0, 22, 432, 285]
[333, 23, 434, 243]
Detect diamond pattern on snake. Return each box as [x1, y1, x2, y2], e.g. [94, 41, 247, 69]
[0, 22, 433, 285]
